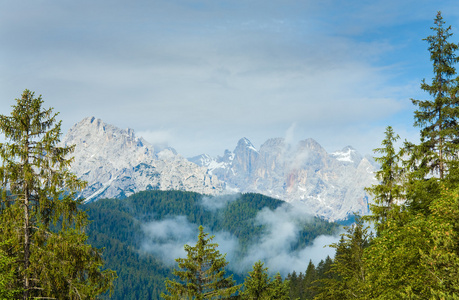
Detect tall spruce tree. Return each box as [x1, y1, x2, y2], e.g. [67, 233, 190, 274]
[162, 226, 241, 299]
[269, 273, 289, 300]
[302, 260, 317, 299]
[0, 90, 115, 299]
[242, 261, 271, 299]
[365, 126, 404, 234]
[410, 11, 459, 180]
[241, 261, 290, 300]
[315, 215, 371, 300]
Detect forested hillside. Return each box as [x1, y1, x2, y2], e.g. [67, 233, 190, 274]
[84, 190, 339, 299]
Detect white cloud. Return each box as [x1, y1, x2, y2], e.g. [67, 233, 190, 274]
[139, 202, 342, 276]
[140, 216, 197, 265]
[137, 129, 173, 150]
[201, 194, 240, 211]
[140, 216, 240, 266]
[284, 123, 296, 147]
[235, 203, 340, 276]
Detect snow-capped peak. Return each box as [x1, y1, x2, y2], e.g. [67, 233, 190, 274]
[331, 146, 357, 163]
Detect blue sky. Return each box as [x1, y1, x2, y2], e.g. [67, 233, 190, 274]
[2, 0, 459, 157]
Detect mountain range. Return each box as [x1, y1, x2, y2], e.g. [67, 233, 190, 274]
[61, 117, 378, 220]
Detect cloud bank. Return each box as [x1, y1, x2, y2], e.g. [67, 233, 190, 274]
[140, 202, 341, 276]
[200, 194, 240, 211]
[140, 216, 197, 265]
[237, 203, 339, 275]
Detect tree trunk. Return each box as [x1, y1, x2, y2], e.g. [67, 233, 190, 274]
[23, 137, 30, 300]
[24, 186, 30, 300]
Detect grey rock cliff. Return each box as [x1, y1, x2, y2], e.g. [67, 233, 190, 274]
[61, 117, 223, 202]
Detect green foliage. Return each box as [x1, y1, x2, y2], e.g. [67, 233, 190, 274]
[302, 261, 317, 300]
[0, 239, 21, 299]
[84, 193, 173, 299]
[162, 226, 241, 299]
[309, 256, 335, 300]
[0, 90, 115, 299]
[269, 273, 290, 300]
[360, 12, 459, 299]
[241, 261, 271, 299]
[364, 212, 433, 298]
[287, 257, 339, 300]
[421, 187, 459, 297]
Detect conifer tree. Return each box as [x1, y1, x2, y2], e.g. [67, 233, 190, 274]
[242, 261, 270, 299]
[310, 256, 337, 299]
[365, 126, 404, 234]
[268, 273, 289, 300]
[302, 260, 317, 299]
[410, 11, 459, 180]
[162, 226, 241, 299]
[0, 90, 115, 299]
[315, 215, 370, 300]
[241, 261, 290, 300]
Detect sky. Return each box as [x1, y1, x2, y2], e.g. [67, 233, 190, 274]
[2, 0, 459, 157]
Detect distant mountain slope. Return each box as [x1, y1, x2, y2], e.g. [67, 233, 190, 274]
[84, 190, 339, 299]
[60, 117, 223, 202]
[189, 138, 378, 220]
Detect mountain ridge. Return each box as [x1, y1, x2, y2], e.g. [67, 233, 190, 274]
[188, 137, 378, 220]
[62, 117, 377, 219]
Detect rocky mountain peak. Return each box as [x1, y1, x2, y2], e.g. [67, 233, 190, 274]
[235, 137, 258, 152]
[232, 138, 259, 177]
[62, 117, 157, 171]
[331, 145, 363, 167]
[259, 138, 288, 156]
[62, 117, 223, 202]
[297, 138, 325, 152]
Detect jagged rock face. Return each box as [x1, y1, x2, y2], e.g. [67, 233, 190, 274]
[61, 117, 223, 202]
[191, 137, 378, 220]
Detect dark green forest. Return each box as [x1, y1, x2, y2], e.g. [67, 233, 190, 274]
[84, 190, 339, 299]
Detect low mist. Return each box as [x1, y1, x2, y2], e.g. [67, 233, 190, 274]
[235, 202, 340, 275]
[140, 216, 197, 265]
[201, 194, 240, 211]
[140, 201, 341, 276]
